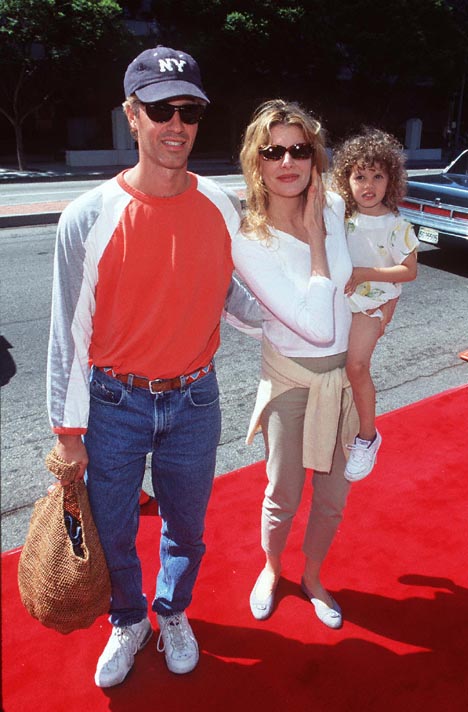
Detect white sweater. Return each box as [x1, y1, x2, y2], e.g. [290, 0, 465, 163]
[231, 191, 353, 357]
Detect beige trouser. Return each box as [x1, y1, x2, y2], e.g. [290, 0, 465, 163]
[259, 353, 351, 562]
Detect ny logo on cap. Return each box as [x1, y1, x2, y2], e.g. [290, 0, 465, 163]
[159, 59, 187, 73]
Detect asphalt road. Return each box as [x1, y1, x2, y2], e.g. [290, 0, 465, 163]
[0, 179, 105, 207]
[1, 225, 467, 553]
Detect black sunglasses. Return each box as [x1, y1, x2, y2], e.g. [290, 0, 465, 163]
[259, 143, 314, 161]
[141, 101, 205, 125]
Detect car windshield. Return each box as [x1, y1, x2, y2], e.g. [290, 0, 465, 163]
[446, 150, 468, 176]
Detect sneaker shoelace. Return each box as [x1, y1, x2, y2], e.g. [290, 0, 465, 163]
[346, 442, 370, 460]
[157, 614, 191, 656]
[105, 626, 140, 668]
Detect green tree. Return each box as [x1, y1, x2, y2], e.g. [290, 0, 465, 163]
[150, 0, 468, 150]
[331, 1, 467, 101]
[322, 0, 468, 147]
[152, 0, 343, 153]
[0, 0, 132, 169]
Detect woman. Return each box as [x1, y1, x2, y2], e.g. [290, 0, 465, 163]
[232, 99, 358, 628]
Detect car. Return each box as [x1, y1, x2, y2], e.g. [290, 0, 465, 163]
[399, 150, 468, 248]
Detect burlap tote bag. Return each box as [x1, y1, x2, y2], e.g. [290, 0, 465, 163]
[18, 449, 111, 634]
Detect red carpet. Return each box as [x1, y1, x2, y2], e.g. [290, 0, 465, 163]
[2, 385, 468, 712]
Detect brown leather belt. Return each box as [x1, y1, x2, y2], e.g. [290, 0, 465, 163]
[97, 361, 214, 394]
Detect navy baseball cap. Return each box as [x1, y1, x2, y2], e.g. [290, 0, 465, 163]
[124, 46, 209, 103]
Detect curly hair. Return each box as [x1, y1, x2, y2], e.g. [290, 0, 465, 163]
[331, 128, 407, 218]
[240, 99, 328, 241]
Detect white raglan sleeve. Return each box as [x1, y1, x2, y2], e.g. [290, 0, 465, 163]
[47, 193, 101, 434]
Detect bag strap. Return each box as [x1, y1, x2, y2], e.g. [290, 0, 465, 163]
[45, 448, 82, 519]
[45, 447, 81, 484]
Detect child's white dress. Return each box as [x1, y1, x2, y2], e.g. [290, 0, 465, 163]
[346, 212, 419, 317]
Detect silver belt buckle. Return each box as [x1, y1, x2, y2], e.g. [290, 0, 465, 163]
[149, 378, 164, 394]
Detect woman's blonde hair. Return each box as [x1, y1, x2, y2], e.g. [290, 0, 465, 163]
[240, 99, 328, 240]
[331, 127, 407, 218]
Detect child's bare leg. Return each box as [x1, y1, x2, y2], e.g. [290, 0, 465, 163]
[379, 297, 399, 335]
[346, 312, 382, 440]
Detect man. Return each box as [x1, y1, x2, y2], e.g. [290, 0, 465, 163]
[47, 45, 258, 687]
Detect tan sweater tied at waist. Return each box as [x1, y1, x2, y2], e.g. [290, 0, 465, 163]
[246, 338, 359, 473]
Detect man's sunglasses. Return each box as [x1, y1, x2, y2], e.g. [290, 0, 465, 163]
[141, 101, 205, 125]
[259, 143, 314, 161]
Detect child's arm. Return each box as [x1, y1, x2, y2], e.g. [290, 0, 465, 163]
[345, 251, 417, 295]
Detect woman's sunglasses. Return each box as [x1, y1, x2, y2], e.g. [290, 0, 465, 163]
[259, 143, 314, 161]
[141, 101, 206, 125]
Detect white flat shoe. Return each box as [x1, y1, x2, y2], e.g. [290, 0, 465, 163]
[249, 571, 278, 621]
[301, 579, 342, 629]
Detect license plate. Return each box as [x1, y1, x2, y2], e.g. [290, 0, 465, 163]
[418, 226, 439, 244]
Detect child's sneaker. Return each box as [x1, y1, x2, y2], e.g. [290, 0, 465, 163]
[345, 431, 382, 482]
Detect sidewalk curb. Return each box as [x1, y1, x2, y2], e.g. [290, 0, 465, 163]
[0, 181, 246, 229]
[0, 159, 241, 184]
[0, 171, 115, 184]
[0, 212, 61, 228]
[0, 160, 440, 230]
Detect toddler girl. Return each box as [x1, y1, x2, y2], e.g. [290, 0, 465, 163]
[332, 128, 418, 481]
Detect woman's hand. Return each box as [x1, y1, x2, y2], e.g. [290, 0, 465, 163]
[344, 267, 366, 296]
[304, 167, 329, 278]
[303, 166, 326, 243]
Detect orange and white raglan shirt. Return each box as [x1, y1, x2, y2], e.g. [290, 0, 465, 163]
[47, 171, 241, 435]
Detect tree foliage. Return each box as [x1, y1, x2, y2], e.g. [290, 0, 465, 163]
[154, 1, 342, 96]
[1, 0, 467, 164]
[0, 0, 133, 168]
[150, 0, 468, 150]
[331, 0, 466, 88]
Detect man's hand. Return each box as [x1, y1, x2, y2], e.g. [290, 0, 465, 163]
[55, 435, 88, 481]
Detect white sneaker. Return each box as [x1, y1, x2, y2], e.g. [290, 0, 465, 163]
[94, 617, 153, 688]
[345, 430, 382, 482]
[156, 612, 199, 674]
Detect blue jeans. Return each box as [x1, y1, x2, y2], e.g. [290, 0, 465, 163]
[84, 366, 221, 627]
